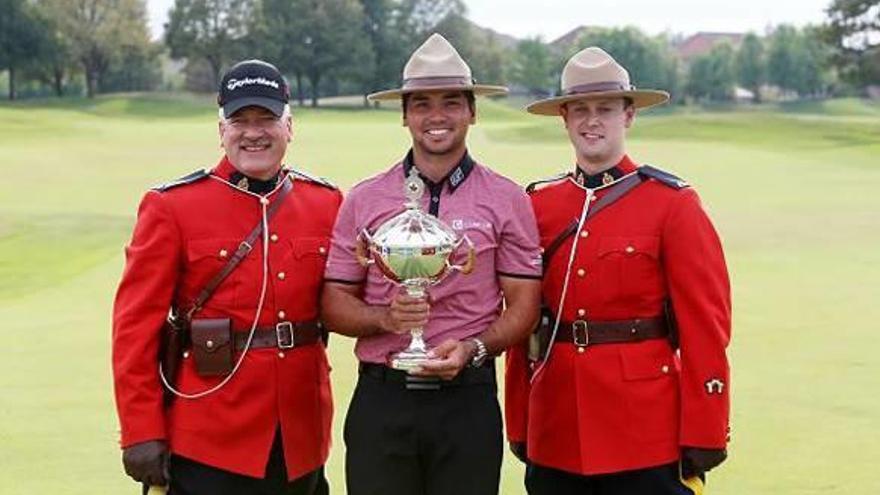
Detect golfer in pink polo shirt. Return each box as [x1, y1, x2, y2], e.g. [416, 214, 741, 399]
[321, 34, 542, 495]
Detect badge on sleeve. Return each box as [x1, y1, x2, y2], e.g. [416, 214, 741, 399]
[705, 378, 725, 395]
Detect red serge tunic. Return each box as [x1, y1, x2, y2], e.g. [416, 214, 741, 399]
[112, 157, 342, 479]
[505, 156, 731, 475]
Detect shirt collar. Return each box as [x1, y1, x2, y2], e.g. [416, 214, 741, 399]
[402, 148, 475, 193]
[573, 155, 638, 189]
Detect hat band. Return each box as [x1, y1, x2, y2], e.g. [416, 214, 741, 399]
[563, 81, 633, 96]
[402, 76, 474, 90]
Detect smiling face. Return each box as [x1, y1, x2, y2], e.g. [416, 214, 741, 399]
[403, 90, 475, 159]
[561, 97, 635, 171]
[219, 105, 292, 180]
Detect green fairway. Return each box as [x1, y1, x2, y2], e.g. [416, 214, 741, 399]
[1, 94, 878, 494]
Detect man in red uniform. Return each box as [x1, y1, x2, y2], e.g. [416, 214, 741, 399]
[505, 47, 732, 494]
[112, 60, 341, 494]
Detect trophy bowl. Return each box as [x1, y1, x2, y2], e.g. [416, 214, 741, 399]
[356, 169, 474, 370]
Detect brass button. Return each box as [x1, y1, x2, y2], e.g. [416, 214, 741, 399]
[206, 340, 214, 349]
[270, 234, 279, 242]
[625, 246, 635, 254]
[576, 268, 586, 277]
[661, 365, 670, 374]
[577, 308, 586, 317]
[580, 230, 589, 238]
[219, 249, 228, 258]
[318, 246, 327, 255]
[277, 272, 286, 280]
[278, 310, 286, 319]
[278, 351, 285, 358]
[577, 347, 585, 354]
[182, 351, 190, 359]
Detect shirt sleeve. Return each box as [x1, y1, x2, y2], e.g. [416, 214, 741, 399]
[112, 190, 181, 447]
[324, 188, 368, 284]
[662, 188, 732, 449]
[496, 187, 543, 279]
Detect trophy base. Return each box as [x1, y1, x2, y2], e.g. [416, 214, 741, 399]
[389, 349, 431, 372]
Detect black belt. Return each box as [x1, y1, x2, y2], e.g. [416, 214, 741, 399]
[233, 321, 322, 351]
[359, 361, 495, 391]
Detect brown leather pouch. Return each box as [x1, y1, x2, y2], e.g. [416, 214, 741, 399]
[190, 318, 233, 376]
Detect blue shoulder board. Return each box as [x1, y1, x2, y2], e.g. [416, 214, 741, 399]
[637, 165, 689, 189]
[152, 168, 210, 192]
[526, 172, 570, 193]
[291, 168, 337, 190]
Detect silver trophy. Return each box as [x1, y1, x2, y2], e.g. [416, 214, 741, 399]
[357, 168, 475, 370]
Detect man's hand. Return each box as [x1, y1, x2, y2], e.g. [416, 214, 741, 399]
[681, 447, 727, 479]
[380, 293, 430, 334]
[412, 339, 476, 380]
[122, 440, 169, 486]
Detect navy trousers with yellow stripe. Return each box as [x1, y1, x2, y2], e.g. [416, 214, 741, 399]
[525, 461, 704, 495]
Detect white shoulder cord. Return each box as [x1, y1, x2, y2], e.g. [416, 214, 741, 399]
[530, 186, 594, 383]
[159, 175, 282, 399]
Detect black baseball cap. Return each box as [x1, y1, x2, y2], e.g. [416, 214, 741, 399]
[218, 59, 290, 118]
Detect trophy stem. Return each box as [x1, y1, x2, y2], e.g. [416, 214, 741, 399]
[390, 281, 431, 371]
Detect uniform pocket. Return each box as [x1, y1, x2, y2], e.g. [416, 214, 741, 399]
[596, 235, 662, 305]
[183, 238, 240, 306]
[618, 342, 679, 443]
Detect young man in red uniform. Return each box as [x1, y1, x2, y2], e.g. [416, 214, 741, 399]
[112, 60, 341, 494]
[505, 47, 732, 494]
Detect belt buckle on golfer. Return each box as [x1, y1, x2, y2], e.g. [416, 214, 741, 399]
[276, 321, 295, 349]
[572, 320, 589, 347]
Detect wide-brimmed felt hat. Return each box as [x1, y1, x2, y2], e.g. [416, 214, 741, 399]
[526, 47, 669, 116]
[368, 33, 508, 101]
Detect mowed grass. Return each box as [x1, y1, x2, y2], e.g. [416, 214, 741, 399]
[1, 94, 878, 494]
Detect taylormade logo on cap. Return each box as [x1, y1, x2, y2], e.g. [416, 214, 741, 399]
[226, 77, 280, 91]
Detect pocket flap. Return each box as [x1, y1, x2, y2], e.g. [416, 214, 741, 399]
[619, 344, 674, 381]
[598, 235, 660, 258]
[190, 318, 232, 354]
[293, 237, 330, 259]
[187, 238, 238, 262]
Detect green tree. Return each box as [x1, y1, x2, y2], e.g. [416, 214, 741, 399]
[258, 0, 373, 107]
[42, 0, 154, 97]
[359, 0, 408, 103]
[0, 0, 48, 100]
[511, 37, 551, 94]
[687, 43, 736, 102]
[165, 0, 253, 88]
[736, 32, 765, 102]
[825, 0, 879, 86]
[767, 25, 833, 97]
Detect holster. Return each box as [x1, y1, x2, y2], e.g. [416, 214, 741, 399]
[160, 309, 189, 405]
[190, 318, 233, 376]
[527, 306, 553, 364]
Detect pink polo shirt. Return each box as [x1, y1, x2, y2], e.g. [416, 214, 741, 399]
[325, 152, 542, 364]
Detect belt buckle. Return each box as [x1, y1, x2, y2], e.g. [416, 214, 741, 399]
[572, 320, 589, 347]
[276, 321, 295, 349]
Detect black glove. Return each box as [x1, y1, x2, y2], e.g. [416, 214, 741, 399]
[509, 441, 528, 463]
[122, 440, 169, 486]
[680, 447, 727, 479]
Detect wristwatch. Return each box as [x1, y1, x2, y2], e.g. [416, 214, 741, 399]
[468, 337, 488, 367]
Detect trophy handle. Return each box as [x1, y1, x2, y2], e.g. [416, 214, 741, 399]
[447, 235, 476, 275]
[355, 229, 374, 268]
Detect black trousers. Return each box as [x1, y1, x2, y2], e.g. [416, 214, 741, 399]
[344, 365, 503, 495]
[525, 462, 703, 495]
[167, 429, 329, 495]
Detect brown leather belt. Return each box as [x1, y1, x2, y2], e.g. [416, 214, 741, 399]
[554, 316, 668, 347]
[233, 321, 322, 351]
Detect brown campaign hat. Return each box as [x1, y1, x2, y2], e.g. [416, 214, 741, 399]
[368, 33, 508, 101]
[526, 47, 669, 116]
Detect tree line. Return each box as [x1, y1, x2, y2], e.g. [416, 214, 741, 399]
[0, 0, 877, 103]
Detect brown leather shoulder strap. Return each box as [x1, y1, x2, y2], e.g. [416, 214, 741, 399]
[186, 177, 294, 319]
[542, 173, 645, 269]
